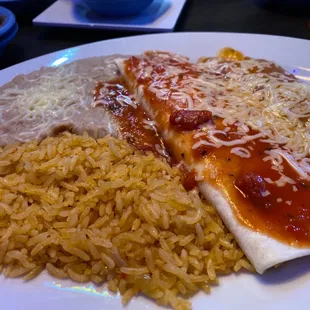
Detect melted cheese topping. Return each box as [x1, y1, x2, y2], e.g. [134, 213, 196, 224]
[0, 59, 121, 143]
[0, 71, 83, 142]
[197, 59, 310, 183]
[131, 51, 310, 184]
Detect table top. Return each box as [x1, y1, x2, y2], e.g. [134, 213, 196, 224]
[1, 0, 309, 70]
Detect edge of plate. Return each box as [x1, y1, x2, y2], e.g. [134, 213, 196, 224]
[1, 32, 309, 82]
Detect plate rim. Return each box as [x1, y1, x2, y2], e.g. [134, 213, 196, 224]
[1, 31, 310, 74]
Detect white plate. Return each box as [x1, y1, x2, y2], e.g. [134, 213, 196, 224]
[32, 0, 187, 32]
[1, 32, 310, 310]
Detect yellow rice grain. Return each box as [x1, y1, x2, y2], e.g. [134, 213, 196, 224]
[0, 133, 253, 310]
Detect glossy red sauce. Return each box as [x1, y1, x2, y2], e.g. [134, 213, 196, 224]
[93, 80, 196, 189]
[169, 110, 213, 131]
[94, 80, 168, 158]
[124, 53, 310, 247]
[192, 130, 310, 246]
[177, 164, 197, 191]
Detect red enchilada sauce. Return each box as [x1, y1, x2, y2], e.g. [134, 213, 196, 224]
[192, 129, 310, 246]
[123, 52, 310, 247]
[93, 80, 197, 189]
[93, 80, 168, 158]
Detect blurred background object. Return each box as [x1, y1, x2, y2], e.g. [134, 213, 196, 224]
[0, 5, 18, 55]
[74, 0, 154, 17]
[254, 0, 310, 16]
[0, 0, 55, 16]
[33, 0, 184, 33]
[1, 0, 309, 70]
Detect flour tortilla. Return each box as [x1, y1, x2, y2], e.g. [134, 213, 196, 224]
[198, 182, 310, 274]
[115, 57, 310, 274]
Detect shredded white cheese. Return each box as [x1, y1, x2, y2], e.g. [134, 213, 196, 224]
[261, 190, 271, 197]
[131, 51, 310, 183]
[264, 178, 273, 184]
[0, 59, 120, 143]
[142, 119, 157, 131]
[0, 69, 87, 141]
[155, 144, 169, 157]
[230, 147, 251, 158]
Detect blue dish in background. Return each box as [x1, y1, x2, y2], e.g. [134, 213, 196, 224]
[0, 6, 18, 55]
[0, 5, 15, 37]
[75, 0, 154, 17]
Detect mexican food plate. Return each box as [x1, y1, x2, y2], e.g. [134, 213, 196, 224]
[0, 32, 310, 310]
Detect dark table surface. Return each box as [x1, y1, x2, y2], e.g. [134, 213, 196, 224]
[1, 0, 310, 70]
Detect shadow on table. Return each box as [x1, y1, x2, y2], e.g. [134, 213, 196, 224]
[254, 0, 310, 17]
[72, 0, 171, 26]
[0, 44, 25, 70]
